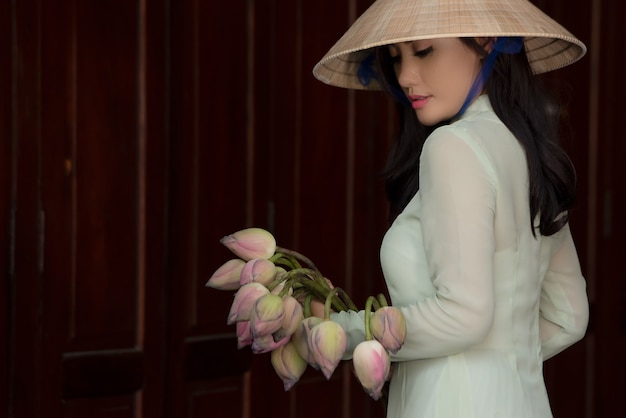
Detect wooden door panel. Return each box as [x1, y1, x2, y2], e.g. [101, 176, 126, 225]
[10, 0, 47, 417]
[0, 0, 12, 412]
[71, 0, 140, 352]
[37, 0, 146, 414]
[591, 1, 626, 416]
[62, 350, 144, 399]
[50, 0, 142, 383]
[168, 0, 251, 416]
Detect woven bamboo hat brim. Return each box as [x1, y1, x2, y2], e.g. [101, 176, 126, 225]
[313, 0, 586, 90]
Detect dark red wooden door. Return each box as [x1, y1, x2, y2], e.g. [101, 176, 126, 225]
[4, 0, 170, 416]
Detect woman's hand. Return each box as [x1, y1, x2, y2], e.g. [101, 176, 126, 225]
[310, 277, 335, 318]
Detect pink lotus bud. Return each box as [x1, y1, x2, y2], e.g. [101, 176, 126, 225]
[370, 306, 407, 354]
[352, 340, 391, 400]
[227, 283, 269, 325]
[240, 258, 277, 287]
[249, 294, 285, 338]
[292, 316, 323, 368]
[251, 333, 290, 354]
[220, 227, 276, 261]
[206, 259, 245, 290]
[271, 341, 307, 391]
[236, 321, 252, 349]
[272, 296, 304, 342]
[308, 320, 347, 380]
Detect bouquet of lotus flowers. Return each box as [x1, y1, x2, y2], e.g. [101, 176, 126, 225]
[207, 227, 407, 401]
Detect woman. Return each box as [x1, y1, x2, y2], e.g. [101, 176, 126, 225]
[314, 0, 590, 417]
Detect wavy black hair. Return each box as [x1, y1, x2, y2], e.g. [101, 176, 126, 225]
[372, 38, 576, 237]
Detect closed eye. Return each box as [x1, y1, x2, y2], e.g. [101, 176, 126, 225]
[415, 46, 433, 58]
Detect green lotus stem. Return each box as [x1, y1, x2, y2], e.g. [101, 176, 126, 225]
[280, 261, 329, 293]
[377, 293, 389, 308]
[266, 274, 287, 292]
[311, 270, 332, 290]
[275, 246, 320, 274]
[276, 276, 299, 297]
[364, 295, 377, 341]
[303, 293, 313, 318]
[324, 288, 347, 320]
[284, 269, 347, 312]
[278, 274, 347, 312]
[295, 268, 354, 311]
[270, 252, 300, 270]
[290, 287, 307, 299]
[333, 287, 359, 312]
[284, 268, 318, 281]
[298, 280, 348, 312]
[271, 267, 317, 294]
[370, 297, 382, 312]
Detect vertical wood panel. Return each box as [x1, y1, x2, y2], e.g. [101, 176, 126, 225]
[298, 0, 350, 268]
[252, 0, 286, 237]
[39, 0, 76, 413]
[142, 0, 170, 415]
[169, 0, 250, 416]
[11, 1, 43, 417]
[195, 0, 249, 335]
[592, 0, 626, 416]
[167, 0, 202, 411]
[248, 1, 304, 415]
[167, 0, 197, 414]
[0, 0, 13, 411]
[38, 0, 147, 413]
[70, 0, 140, 350]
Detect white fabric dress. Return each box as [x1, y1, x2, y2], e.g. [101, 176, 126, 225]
[332, 96, 589, 418]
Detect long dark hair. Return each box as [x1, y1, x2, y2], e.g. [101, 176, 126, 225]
[375, 38, 576, 237]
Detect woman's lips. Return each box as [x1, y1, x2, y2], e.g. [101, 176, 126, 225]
[409, 95, 430, 110]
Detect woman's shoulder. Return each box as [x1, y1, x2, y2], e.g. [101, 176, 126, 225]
[428, 104, 517, 160]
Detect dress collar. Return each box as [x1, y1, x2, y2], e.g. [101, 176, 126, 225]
[454, 94, 493, 122]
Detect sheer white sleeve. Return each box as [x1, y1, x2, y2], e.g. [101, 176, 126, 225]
[539, 224, 589, 360]
[391, 129, 498, 361]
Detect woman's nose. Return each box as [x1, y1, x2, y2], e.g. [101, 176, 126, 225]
[396, 60, 420, 91]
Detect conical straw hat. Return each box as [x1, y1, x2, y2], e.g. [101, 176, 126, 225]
[313, 0, 586, 90]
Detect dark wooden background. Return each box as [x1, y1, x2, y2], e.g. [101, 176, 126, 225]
[2, 0, 624, 417]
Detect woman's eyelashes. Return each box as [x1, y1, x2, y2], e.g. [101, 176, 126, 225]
[414, 46, 433, 58]
[388, 44, 433, 63]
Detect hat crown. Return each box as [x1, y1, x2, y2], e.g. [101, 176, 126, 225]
[313, 0, 586, 90]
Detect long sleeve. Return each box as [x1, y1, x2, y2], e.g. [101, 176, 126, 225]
[390, 127, 498, 361]
[539, 224, 589, 360]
